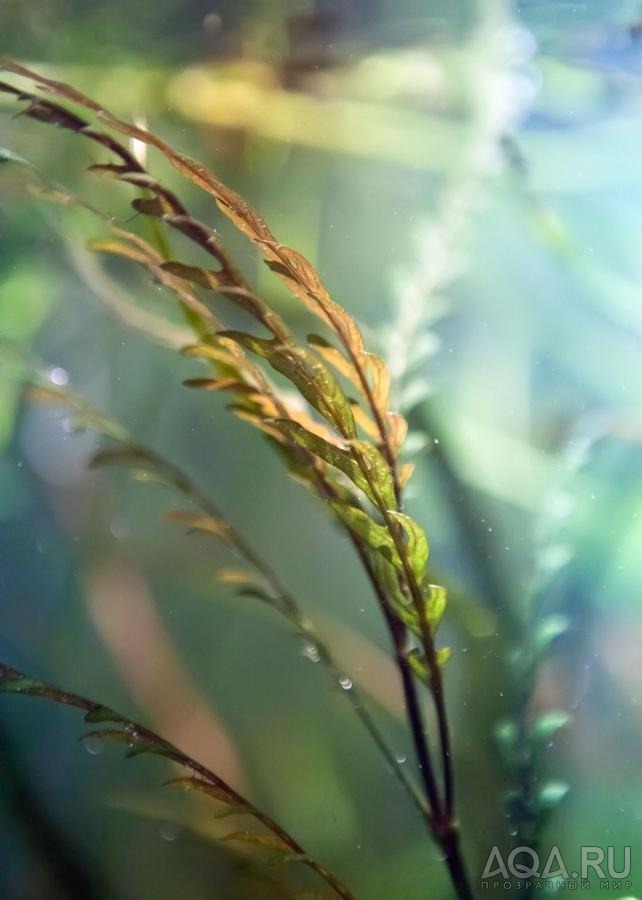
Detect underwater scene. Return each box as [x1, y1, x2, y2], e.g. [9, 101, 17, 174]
[1, 1, 641, 898]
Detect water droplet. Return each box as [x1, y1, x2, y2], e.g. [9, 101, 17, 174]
[48, 366, 69, 386]
[159, 823, 179, 842]
[84, 738, 104, 756]
[339, 676, 353, 691]
[395, 753, 407, 764]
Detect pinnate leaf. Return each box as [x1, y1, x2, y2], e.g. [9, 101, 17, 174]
[165, 508, 233, 544]
[222, 831, 293, 855]
[220, 332, 356, 438]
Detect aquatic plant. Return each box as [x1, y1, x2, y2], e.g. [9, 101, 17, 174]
[0, 59, 474, 899]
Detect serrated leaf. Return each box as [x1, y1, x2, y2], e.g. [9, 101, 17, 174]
[222, 831, 293, 855]
[220, 332, 356, 438]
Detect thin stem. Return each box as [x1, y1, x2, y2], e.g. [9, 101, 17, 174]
[194, 484, 429, 820]
[0, 663, 354, 900]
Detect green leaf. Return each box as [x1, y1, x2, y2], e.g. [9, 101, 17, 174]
[307, 333, 361, 390]
[424, 583, 446, 631]
[385, 510, 430, 585]
[84, 705, 128, 725]
[330, 501, 400, 568]
[0, 675, 45, 694]
[273, 420, 370, 503]
[345, 440, 396, 510]
[538, 780, 570, 811]
[494, 719, 518, 747]
[494, 719, 520, 765]
[407, 647, 451, 681]
[125, 738, 174, 759]
[533, 615, 570, 657]
[531, 710, 570, 742]
[219, 332, 356, 438]
[80, 729, 133, 747]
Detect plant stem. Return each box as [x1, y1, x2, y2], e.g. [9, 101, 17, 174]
[439, 825, 476, 900]
[0, 663, 354, 900]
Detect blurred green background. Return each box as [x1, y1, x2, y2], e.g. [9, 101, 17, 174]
[2, 0, 642, 898]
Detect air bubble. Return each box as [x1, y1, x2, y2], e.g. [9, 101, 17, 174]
[159, 823, 179, 842]
[303, 643, 320, 663]
[48, 366, 69, 386]
[84, 738, 104, 756]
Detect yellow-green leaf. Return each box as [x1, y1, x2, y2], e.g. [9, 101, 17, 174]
[220, 332, 356, 438]
[388, 512, 429, 585]
[272, 420, 376, 503]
